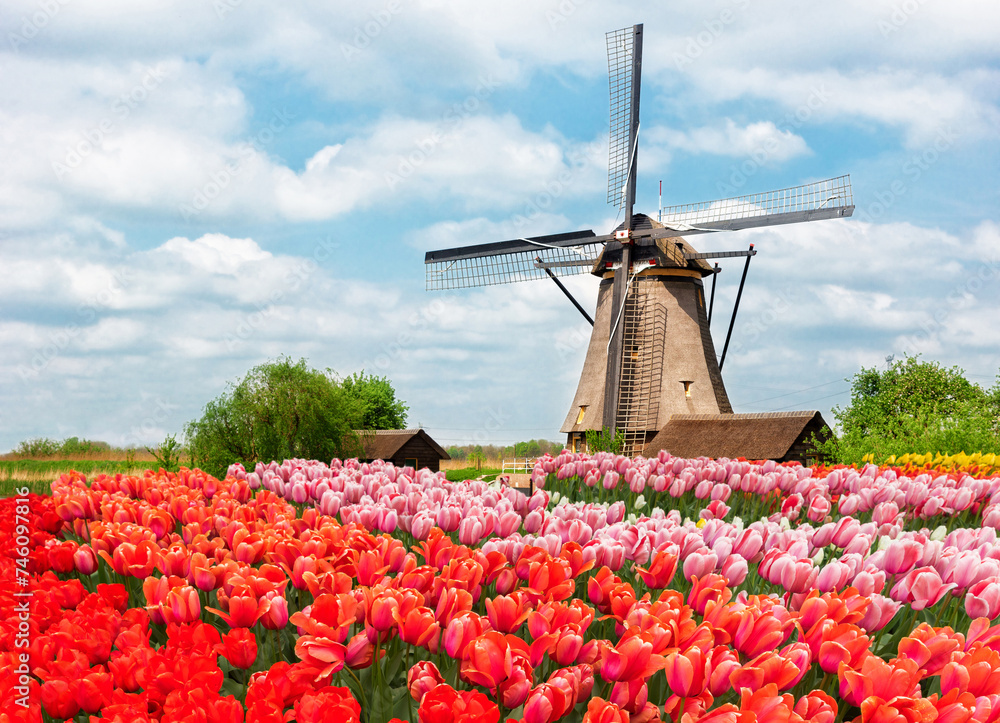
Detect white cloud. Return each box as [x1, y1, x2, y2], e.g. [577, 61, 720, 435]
[647, 120, 809, 163]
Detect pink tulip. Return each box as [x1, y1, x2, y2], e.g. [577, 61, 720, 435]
[815, 560, 852, 592]
[858, 594, 900, 632]
[966, 580, 1000, 620]
[732, 529, 763, 563]
[891, 566, 956, 611]
[872, 502, 899, 527]
[883, 539, 923, 576]
[806, 495, 831, 523]
[720, 554, 748, 587]
[943, 550, 982, 591]
[710, 483, 732, 502]
[458, 516, 487, 546]
[781, 494, 803, 519]
[851, 569, 886, 596]
[829, 518, 861, 548]
[682, 549, 719, 582]
[838, 494, 861, 516]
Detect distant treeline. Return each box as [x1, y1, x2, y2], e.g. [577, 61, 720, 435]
[445, 439, 564, 461]
[4, 437, 155, 461]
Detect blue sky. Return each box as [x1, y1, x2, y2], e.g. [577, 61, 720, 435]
[1, 1, 998, 452]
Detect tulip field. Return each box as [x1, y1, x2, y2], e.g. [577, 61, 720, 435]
[5, 451, 1000, 723]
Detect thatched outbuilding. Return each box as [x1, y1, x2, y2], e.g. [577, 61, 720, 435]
[356, 429, 450, 472]
[643, 411, 831, 465]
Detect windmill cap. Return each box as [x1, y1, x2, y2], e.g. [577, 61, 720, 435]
[593, 213, 714, 277]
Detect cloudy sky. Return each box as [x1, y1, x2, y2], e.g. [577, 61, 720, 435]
[2, 1, 999, 453]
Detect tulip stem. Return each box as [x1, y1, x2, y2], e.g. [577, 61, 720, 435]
[405, 643, 413, 723]
[676, 696, 686, 723]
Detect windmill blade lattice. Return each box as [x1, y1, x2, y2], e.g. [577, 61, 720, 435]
[425, 231, 607, 290]
[607, 26, 638, 210]
[658, 175, 854, 234]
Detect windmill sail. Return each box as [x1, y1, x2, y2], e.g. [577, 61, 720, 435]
[658, 175, 854, 234]
[606, 25, 641, 210]
[424, 230, 608, 290]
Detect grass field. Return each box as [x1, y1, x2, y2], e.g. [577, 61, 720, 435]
[0, 460, 152, 497]
[442, 467, 502, 482]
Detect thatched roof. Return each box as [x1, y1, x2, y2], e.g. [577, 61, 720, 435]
[356, 429, 450, 461]
[643, 411, 829, 461]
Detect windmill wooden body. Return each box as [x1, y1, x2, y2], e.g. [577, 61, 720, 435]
[424, 24, 854, 457]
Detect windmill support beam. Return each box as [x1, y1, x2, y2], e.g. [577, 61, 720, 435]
[538, 259, 594, 326]
[719, 245, 754, 371]
[708, 263, 720, 326]
[603, 242, 631, 430]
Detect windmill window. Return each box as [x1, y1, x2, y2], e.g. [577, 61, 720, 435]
[576, 406, 587, 424]
[682, 381, 693, 398]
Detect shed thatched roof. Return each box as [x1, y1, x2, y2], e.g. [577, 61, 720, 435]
[643, 411, 829, 461]
[356, 429, 450, 461]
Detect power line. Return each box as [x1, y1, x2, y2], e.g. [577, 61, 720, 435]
[768, 389, 850, 411]
[735, 378, 848, 406]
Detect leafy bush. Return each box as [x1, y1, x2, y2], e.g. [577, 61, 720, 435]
[340, 372, 408, 429]
[12, 437, 111, 458]
[818, 355, 1000, 465]
[185, 357, 366, 478]
[585, 426, 625, 454]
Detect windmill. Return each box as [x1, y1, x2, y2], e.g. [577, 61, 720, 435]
[424, 24, 854, 456]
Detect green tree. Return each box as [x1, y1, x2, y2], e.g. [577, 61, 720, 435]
[468, 445, 485, 471]
[819, 355, 1000, 464]
[340, 372, 409, 429]
[185, 357, 364, 477]
[586, 426, 625, 454]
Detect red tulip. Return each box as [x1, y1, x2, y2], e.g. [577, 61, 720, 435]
[582, 697, 628, 723]
[634, 549, 678, 590]
[216, 628, 258, 669]
[486, 593, 531, 634]
[600, 631, 666, 683]
[664, 645, 708, 697]
[41, 678, 80, 719]
[794, 690, 838, 723]
[417, 684, 499, 723]
[207, 585, 267, 628]
[898, 623, 966, 676]
[407, 661, 445, 703]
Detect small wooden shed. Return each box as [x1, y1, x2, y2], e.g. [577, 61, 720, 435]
[643, 411, 831, 464]
[356, 429, 450, 472]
